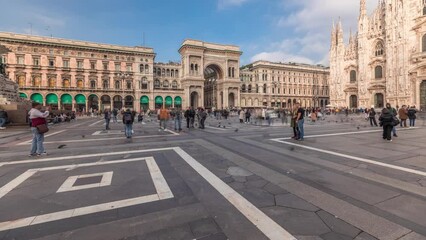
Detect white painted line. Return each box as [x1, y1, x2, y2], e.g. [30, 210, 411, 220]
[0, 170, 36, 199]
[205, 126, 230, 131]
[273, 140, 426, 177]
[145, 157, 174, 199]
[57, 171, 113, 193]
[164, 129, 179, 135]
[0, 147, 175, 166]
[17, 130, 68, 146]
[88, 120, 104, 126]
[270, 127, 419, 141]
[173, 147, 296, 240]
[0, 157, 174, 231]
[92, 130, 123, 136]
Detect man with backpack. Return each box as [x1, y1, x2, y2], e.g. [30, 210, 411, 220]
[104, 109, 111, 130]
[122, 109, 134, 138]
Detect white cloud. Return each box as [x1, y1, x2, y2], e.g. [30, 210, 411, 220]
[250, 0, 378, 66]
[251, 51, 314, 64]
[218, 0, 249, 9]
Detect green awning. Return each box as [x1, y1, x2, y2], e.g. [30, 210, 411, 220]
[174, 96, 182, 105]
[46, 94, 58, 104]
[75, 94, 86, 104]
[165, 96, 172, 105]
[140, 96, 149, 104]
[61, 94, 72, 104]
[155, 96, 163, 104]
[19, 92, 28, 99]
[31, 93, 43, 104]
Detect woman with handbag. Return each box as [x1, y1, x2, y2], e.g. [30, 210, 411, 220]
[28, 102, 50, 157]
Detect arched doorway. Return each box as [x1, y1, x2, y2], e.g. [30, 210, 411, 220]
[30, 93, 43, 104]
[349, 95, 358, 108]
[140, 96, 149, 111]
[19, 92, 28, 99]
[374, 93, 384, 108]
[190, 92, 199, 108]
[101, 95, 111, 110]
[61, 94, 73, 111]
[228, 93, 235, 108]
[165, 96, 173, 109]
[204, 64, 223, 109]
[124, 95, 134, 109]
[174, 96, 182, 109]
[113, 95, 122, 110]
[46, 93, 59, 110]
[75, 94, 86, 112]
[88, 94, 99, 111]
[155, 96, 163, 109]
[421, 81, 426, 111]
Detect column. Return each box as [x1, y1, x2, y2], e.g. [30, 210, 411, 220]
[72, 100, 76, 111]
[223, 87, 229, 108]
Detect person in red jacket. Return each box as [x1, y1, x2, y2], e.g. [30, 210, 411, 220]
[28, 102, 50, 156]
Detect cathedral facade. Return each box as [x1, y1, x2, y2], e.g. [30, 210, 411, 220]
[329, 0, 426, 110]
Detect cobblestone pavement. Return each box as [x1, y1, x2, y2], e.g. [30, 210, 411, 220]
[0, 114, 425, 240]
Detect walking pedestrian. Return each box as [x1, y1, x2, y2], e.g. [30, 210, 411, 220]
[386, 103, 398, 137]
[123, 109, 134, 138]
[239, 109, 245, 123]
[379, 108, 394, 141]
[112, 108, 118, 123]
[28, 103, 50, 156]
[398, 105, 408, 128]
[104, 109, 111, 130]
[172, 108, 183, 131]
[159, 107, 169, 131]
[407, 106, 417, 127]
[245, 110, 251, 123]
[295, 103, 305, 141]
[199, 108, 207, 129]
[368, 108, 378, 127]
[0, 109, 8, 130]
[291, 106, 298, 139]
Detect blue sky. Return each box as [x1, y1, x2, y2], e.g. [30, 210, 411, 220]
[0, 0, 378, 65]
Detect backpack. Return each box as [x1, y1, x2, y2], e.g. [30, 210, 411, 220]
[124, 113, 132, 124]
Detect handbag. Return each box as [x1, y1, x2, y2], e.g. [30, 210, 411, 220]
[392, 116, 400, 126]
[36, 124, 49, 134]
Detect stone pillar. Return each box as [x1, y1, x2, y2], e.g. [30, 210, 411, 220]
[223, 87, 229, 108]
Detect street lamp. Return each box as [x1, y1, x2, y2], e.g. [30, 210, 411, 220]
[116, 72, 130, 110]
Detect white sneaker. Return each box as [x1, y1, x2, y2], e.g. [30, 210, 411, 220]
[0, 127, 5, 130]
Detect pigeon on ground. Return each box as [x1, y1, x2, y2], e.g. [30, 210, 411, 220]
[82, 135, 85, 138]
[58, 144, 66, 149]
[235, 128, 238, 132]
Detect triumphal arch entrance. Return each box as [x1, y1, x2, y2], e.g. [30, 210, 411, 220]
[179, 40, 242, 109]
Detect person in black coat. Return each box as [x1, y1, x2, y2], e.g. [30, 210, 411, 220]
[379, 108, 394, 141]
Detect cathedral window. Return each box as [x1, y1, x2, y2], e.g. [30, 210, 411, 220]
[350, 70, 356, 83]
[141, 77, 148, 89]
[375, 66, 383, 79]
[375, 42, 384, 56]
[422, 34, 426, 52]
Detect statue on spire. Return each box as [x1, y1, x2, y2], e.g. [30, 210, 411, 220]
[360, 0, 366, 17]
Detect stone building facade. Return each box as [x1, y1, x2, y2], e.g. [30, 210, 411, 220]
[240, 61, 329, 109]
[330, 0, 426, 110]
[0, 32, 330, 111]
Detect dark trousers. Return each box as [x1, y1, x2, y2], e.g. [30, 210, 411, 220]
[409, 118, 415, 126]
[200, 118, 206, 129]
[383, 124, 393, 140]
[400, 119, 407, 127]
[186, 117, 190, 128]
[369, 117, 378, 126]
[292, 127, 298, 138]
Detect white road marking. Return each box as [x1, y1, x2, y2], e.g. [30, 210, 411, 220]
[56, 171, 113, 193]
[173, 147, 296, 240]
[17, 130, 68, 146]
[273, 140, 426, 177]
[88, 120, 104, 126]
[270, 127, 419, 141]
[92, 130, 123, 136]
[0, 157, 174, 232]
[205, 126, 230, 131]
[164, 129, 179, 135]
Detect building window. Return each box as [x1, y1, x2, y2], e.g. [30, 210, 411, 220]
[0, 55, 7, 64]
[172, 80, 177, 89]
[63, 79, 70, 88]
[163, 80, 169, 88]
[77, 61, 84, 69]
[33, 58, 40, 66]
[49, 59, 55, 67]
[49, 49, 54, 55]
[103, 62, 108, 70]
[90, 80, 96, 89]
[33, 77, 41, 87]
[141, 77, 148, 89]
[48, 78, 56, 87]
[63, 60, 70, 68]
[126, 81, 132, 89]
[145, 64, 149, 74]
[263, 84, 267, 94]
[90, 62, 96, 70]
[115, 64, 121, 71]
[115, 80, 120, 89]
[350, 70, 356, 82]
[422, 34, 426, 52]
[77, 80, 84, 88]
[154, 79, 160, 89]
[140, 64, 144, 73]
[126, 65, 132, 72]
[77, 52, 82, 57]
[375, 42, 384, 56]
[375, 66, 383, 79]
[17, 76, 25, 87]
[17, 56, 24, 65]
[103, 80, 109, 89]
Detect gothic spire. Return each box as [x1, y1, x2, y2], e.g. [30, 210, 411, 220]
[360, 0, 366, 18]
